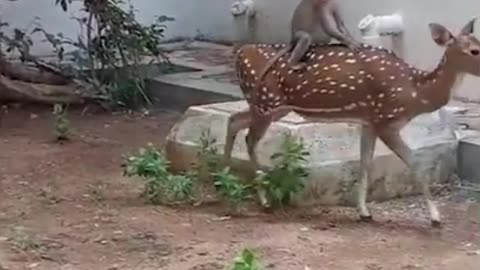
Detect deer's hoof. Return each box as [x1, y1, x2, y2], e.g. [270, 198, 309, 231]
[431, 220, 442, 228]
[359, 215, 373, 223]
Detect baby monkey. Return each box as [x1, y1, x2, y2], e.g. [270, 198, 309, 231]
[257, 0, 362, 80]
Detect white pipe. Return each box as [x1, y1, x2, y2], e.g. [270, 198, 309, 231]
[231, 0, 256, 18]
[358, 13, 404, 56]
[231, 0, 257, 46]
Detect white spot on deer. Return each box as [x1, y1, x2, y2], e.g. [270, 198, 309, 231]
[344, 103, 357, 110]
[389, 76, 396, 80]
[320, 89, 328, 93]
[309, 53, 316, 59]
[296, 85, 302, 90]
[316, 79, 323, 83]
[318, 55, 324, 60]
[411, 91, 418, 98]
[365, 58, 372, 62]
[349, 75, 356, 80]
[329, 81, 337, 86]
[314, 71, 320, 75]
[357, 79, 364, 84]
[325, 77, 332, 81]
[287, 70, 293, 75]
[261, 95, 267, 100]
[370, 101, 376, 106]
[312, 88, 319, 93]
[359, 101, 367, 107]
[323, 67, 329, 71]
[250, 70, 256, 75]
[262, 87, 268, 93]
[379, 67, 386, 71]
[372, 56, 380, 60]
[331, 64, 339, 68]
[340, 84, 348, 88]
[302, 80, 308, 85]
[366, 95, 372, 100]
[421, 99, 429, 104]
[338, 52, 345, 56]
[378, 93, 385, 98]
[377, 103, 383, 108]
[379, 114, 384, 119]
[328, 52, 335, 56]
[345, 59, 356, 64]
[409, 76, 413, 81]
[313, 63, 320, 68]
[398, 107, 406, 112]
[387, 114, 395, 119]
[328, 90, 336, 94]
[349, 86, 356, 91]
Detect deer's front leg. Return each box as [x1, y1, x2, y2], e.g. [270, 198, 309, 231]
[378, 126, 441, 227]
[358, 125, 377, 221]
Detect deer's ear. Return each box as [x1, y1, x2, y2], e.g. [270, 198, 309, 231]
[461, 17, 477, 35]
[429, 23, 454, 46]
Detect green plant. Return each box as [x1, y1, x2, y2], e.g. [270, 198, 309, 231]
[256, 134, 310, 209]
[51, 0, 175, 109]
[123, 143, 194, 204]
[213, 167, 252, 211]
[52, 103, 71, 141]
[230, 248, 263, 270]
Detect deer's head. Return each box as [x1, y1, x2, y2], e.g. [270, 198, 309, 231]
[429, 18, 480, 76]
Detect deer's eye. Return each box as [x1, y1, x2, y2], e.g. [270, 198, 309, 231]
[470, 49, 480, 56]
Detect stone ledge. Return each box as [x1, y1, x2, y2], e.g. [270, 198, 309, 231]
[165, 101, 458, 206]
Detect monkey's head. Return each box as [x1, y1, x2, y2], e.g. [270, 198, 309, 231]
[429, 17, 480, 76]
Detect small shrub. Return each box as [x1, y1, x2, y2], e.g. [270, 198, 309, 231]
[193, 129, 222, 181]
[256, 134, 310, 209]
[213, 167, 252, 211]
[123, 143, 194, 204]
[52, 103, 70, 141]
[230, 248, 263, 270]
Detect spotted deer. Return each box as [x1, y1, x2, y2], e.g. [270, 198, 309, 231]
[223, 18, 480, 227]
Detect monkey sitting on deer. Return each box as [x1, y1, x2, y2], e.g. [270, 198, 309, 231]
[256, 0, 362, 82]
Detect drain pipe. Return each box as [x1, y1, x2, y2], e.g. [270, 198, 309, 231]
[358, 13, 404, 56]
[231, 0, 257, 51]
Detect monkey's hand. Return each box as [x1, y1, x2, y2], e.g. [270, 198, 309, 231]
[346, 40, 362, 53]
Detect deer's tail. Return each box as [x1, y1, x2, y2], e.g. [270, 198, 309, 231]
[255, 46, 291, 87]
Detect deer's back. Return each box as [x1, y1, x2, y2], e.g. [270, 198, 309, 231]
[236, 43, 419, 123]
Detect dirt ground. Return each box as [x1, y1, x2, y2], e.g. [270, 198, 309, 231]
[0, 105, 479, 270]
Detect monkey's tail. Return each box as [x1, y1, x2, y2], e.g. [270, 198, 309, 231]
[255, 46, 291, 88]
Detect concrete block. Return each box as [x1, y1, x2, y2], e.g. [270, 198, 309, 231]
[458, 134, 480, 185]
[165, 101, 458, 206]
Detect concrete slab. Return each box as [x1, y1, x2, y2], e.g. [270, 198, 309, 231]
[165, 101, 458, 207]
[458, 134, 480, 185]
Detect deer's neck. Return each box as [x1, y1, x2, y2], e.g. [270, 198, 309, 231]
[415, 51, 463, 111]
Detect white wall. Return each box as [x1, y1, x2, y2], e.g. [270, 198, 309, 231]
[2, 0, 480, 101]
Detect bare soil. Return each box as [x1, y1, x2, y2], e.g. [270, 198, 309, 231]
[0, 105, 479, 270]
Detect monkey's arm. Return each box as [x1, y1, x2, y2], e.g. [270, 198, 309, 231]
[331, 5, 357, 42]
[319, 3, 361, 52]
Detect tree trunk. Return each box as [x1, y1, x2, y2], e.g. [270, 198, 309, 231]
[0, 57, 97, 105]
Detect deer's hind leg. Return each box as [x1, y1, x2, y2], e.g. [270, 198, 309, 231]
[245, 108, 290, 207]
[223, 108, 252, 167]
[357, 125, 377, 221]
